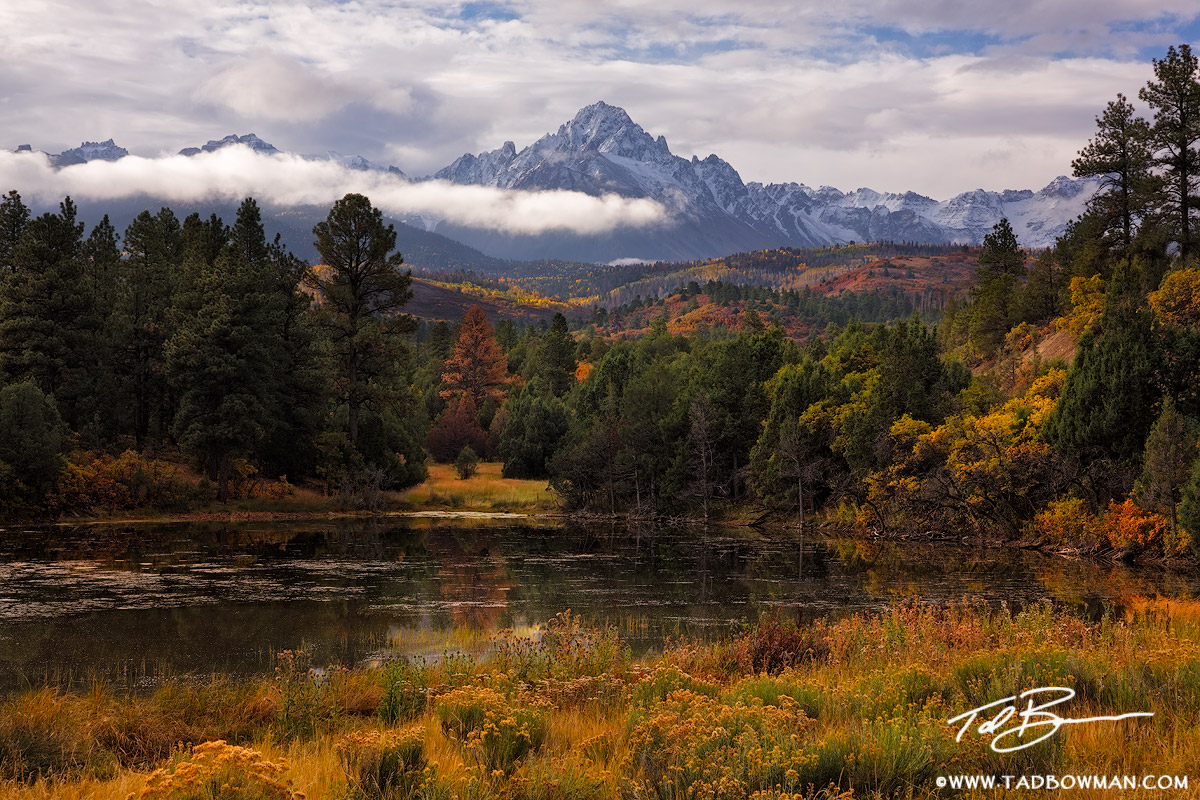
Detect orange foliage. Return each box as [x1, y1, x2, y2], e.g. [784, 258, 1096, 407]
[1101, 499, 1185, 554]
[575, 361, 594, 383]
[50, 450, 199, 512]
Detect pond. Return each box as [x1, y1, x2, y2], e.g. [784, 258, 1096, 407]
[0, 517, 1194, 692]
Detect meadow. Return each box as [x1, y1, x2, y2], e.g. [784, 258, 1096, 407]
[395, 463, 557, 514]
[3, 600, 1199, 799]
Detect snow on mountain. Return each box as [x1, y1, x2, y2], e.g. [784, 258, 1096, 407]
[17, 108, 1097, 262]
[426, 102, 1098, 260]
[50, 139, 129, 167]
[178, 133, 281, 157]
[304, 150, 406, 177]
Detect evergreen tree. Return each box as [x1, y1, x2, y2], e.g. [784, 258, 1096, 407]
[1180, 456, 1200, 551]
[114, 209, 182, 445]
[306, 193, 414, 447]
[441, 306, 509, 408]
[532, 312, 577, 396]
[166, 198, 286, 498]
[499, 381, 570, 479]
[750, 357, 835, 508]
[1140, 44, 1200, 262]
[0, 190, 30, 272]
[1072, 94, 1156, 253]
[1134, 397, 1197, 538]
[1046, 274, 1162, 496]
[0, 381, 67, 500]
[0, 197, 98, 428]
[968, 218, 1024, 356]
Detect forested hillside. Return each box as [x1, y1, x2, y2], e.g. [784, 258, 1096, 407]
[2, 46, 1200, 565]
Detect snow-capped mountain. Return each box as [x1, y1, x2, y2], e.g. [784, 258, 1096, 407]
[427, 101, 1099, 261]
[173, 134, 406, 176]
[303, 150, 406, 178]
[12, 108, 1098, 264]
[178, 133, 281, 157]
[48, 139, 130, 167]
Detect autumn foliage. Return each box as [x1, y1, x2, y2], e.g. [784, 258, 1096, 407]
[440, 306, 509, 408]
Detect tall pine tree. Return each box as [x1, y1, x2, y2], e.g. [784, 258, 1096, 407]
[1140, 44, 1200, 262]
[305, 193, 414, 448]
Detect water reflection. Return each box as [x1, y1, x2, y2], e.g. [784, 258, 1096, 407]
[0, 519, 1194, 691]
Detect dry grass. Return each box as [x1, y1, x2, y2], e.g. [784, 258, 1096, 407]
[396, 462, 557, 512]
[6, 600, 1200, 799]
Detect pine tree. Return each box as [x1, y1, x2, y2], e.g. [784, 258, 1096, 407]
[441, 306, 509, 408]
[968, 218, 1024, 357]
[1046, 273, 1162, 495]
[114, 209, 182, 445]
[305, 193, 413, 447]
[498, 382, 569, 479]
[1072, 94, 1156, 253]
[533, 312, 576, 396]
[0, 382, 66, 501]
[0, 197, 98, 428]
[0, 190, 30, 273]
[1134, 397, 1197, 538]
[166, 198, 287, 499]
[1140, 44, 1200, 262]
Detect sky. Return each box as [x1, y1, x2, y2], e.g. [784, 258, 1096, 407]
[2, 0, 1199, 201]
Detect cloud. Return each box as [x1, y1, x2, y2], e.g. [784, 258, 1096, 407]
[2, 0, 1197, 199]
[194, 55, 356, 122]
[0, 146, 667, 236]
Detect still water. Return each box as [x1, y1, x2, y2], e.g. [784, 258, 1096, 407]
[0, 516, 1195, 691]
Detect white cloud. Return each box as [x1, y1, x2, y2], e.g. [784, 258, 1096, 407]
[0, 146, 667, 236]
[1, 0, 1197, 199]
[194, 55, 356, 122]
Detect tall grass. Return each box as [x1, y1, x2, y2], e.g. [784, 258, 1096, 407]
[4, 600, 1200, 798]
[396, 463, 556, 512]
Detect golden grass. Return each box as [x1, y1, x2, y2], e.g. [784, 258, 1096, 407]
[7, 599, 1200, 799]
[396, 462, 557, 512]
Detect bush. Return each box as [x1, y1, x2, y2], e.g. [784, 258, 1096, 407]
[50, 450, 200, 513]
[492, 611, 630, 683]
[378, 660, 429, 725]
[1031, 497, 1103, 548]
[732, 608, 828, 674]
[435, 686, 547, 773]
[130, 740, 302, 800]
[453, 446, 480, 480]
[336, 727, 426, 800]
[1102, 499, 1183, 554]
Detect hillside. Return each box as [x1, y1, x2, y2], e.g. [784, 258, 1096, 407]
[407, 278, 573, 323]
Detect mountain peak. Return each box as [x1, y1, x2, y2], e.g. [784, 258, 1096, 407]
[554, 101, 659, 158]
[179, 133, 280, 157]
[570, 100, 634, 126]
[51, 139, 129, 167]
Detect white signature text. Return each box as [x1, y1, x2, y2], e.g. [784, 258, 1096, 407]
[947, 687, 1153, 752]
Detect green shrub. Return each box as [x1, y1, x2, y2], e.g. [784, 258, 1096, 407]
[336, 727, 426, 799]
[435, 686, 547, 772]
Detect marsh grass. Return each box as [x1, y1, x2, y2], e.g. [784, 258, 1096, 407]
[6, 600, 1200, 798]
[396, 463, 556, 512]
